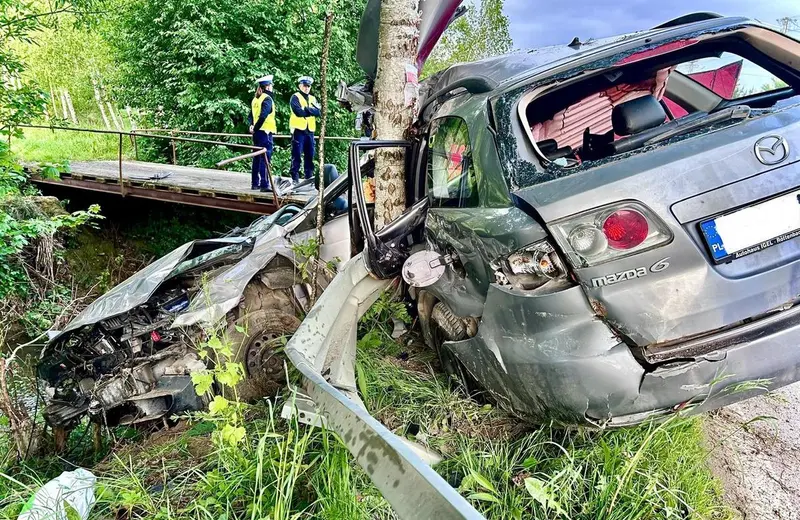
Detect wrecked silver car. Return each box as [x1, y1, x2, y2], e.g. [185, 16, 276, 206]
[44, 12, 800, 434]
[39, 171, 353, 430]
[345, 12, 800, 427]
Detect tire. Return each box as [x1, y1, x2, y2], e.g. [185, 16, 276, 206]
[224, 278, 301, 402]
[424, 300, 481, 395]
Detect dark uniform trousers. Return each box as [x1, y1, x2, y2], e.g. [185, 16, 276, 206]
[251, 130, 274, 188]
[290, 129, 315, 181]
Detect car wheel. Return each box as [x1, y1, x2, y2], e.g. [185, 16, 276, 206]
[429, 302, 481, 395]
[227, 288, 300, 401]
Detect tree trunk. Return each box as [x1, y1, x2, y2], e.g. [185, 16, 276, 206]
[0, 358, 40, 460]
[92, 78, 111, 130]
[59, 89, 69, 120]
[125, 106, 137, 130]
[63, 89, 78, 124]
[48, 82, 59, 120]
[372, 0, 420, 229]
[310, 9, 335, 305]
[107, 101, 123, 131]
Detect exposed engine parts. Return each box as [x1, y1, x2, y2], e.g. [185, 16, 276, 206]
[40, 283, 205, 429]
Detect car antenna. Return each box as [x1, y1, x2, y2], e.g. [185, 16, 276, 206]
[568, 37, 582, 48]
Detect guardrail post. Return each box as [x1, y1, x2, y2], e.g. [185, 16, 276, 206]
[118, 133, 125, 197]
[170, 130, 177, 164]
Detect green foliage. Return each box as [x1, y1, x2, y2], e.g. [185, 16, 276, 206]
[424, 0, 513, 76]
[360, 290, 411, 335]
[192, 330, 247, 448]
[0, 187, 102, 299]
[12, 128, 132, 163]
[289, 237, 320, 281]
[1, 0, 100, 136]
[0, 0, 104, 311]
[12, 12, 121, 127]
[108, 0, 364, 169]
[0, 163, 102, 300]
[121, 204, 249, 258]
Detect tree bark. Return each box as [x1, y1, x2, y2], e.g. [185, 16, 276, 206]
[107, 101, 123, 131]
[310, 9, 335, 305]
[59, 89, 69, 120]
[48, 83, 58, 119]
[373, 0, 420, 229]
[63, 89, 78, 124]
[92, 77, 111, 130]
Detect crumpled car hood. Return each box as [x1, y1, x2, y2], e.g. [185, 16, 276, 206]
[172, 226, 293, 327]
[45, 225, 289, 353]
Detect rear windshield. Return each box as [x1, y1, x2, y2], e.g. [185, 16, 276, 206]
[511, 28, 800, 187]
[676, 53, 787, 100]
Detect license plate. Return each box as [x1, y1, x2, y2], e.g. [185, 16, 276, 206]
[700, 189, 800, 264]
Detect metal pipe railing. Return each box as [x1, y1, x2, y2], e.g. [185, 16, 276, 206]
[18, 124, 282, 208]
[21, 124, 264, 149]
[135, 127, 356, 141]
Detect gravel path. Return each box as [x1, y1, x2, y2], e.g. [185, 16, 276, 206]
[704, 383, 800, 520]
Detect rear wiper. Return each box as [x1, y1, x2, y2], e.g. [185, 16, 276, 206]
[644, 105, 750, 147]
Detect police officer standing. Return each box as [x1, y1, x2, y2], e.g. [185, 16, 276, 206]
[248, 75, 277, 192]
[289, 76, 321, 186]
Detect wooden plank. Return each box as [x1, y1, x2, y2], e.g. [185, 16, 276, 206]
[23, 160, 315, 214]
[27, 174, 281, 214]
[62, 160, 312, 205]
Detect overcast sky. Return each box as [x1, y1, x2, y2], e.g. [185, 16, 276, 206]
[502, 0, 800, 49]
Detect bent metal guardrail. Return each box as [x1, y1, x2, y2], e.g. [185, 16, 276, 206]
[19, 124, 483, 516]
[283, 253, 486, 520]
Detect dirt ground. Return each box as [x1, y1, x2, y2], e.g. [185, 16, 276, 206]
[704, 383, 800, 520]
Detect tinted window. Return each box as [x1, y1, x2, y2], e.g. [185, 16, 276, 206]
[427, 117, 478, 208]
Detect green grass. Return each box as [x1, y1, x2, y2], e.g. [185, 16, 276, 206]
[11, 128, 136, 164]
[0, 294, 732, 520]
[354, 320, 731, 520]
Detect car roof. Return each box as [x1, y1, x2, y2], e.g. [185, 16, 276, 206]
[423, 15, 756, 102]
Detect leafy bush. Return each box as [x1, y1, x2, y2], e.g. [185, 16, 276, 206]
[108, 0, 365, 170]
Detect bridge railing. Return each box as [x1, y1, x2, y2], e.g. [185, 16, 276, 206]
[17, 124, 319, 208]
[130, 128, 356, 168]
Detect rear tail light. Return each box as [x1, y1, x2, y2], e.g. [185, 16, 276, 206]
[602, 209, 649, 249]
[492, 240, 568, 291]
[551, 201, 672, 267]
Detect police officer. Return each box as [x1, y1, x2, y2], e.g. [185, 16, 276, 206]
[288, 76, 321, 185]
[248, 75, 277, 192]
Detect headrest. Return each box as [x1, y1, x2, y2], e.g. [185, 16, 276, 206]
[612, 95, 665, 136]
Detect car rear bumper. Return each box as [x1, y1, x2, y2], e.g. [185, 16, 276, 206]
[446, 283, 800, 426]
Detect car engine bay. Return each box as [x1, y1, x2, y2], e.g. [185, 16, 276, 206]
[38, 279, 207, 429]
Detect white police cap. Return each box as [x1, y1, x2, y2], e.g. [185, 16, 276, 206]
[298, 76, 313, 86]
[256, 75, 273, 86]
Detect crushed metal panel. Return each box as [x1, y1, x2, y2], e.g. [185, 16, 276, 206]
[284, 253, 485, 520]
[47, 241, 196, 345]
[446, 283, 644, 424]
[172, 225, 289, 327]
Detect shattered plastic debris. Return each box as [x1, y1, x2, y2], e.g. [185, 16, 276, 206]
[391, 317, 408, 339]
[18, 468, 96, 520]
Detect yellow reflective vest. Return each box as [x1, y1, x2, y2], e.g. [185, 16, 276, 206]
[289, 93, 317, 132]
[251, 93, 277, 134]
